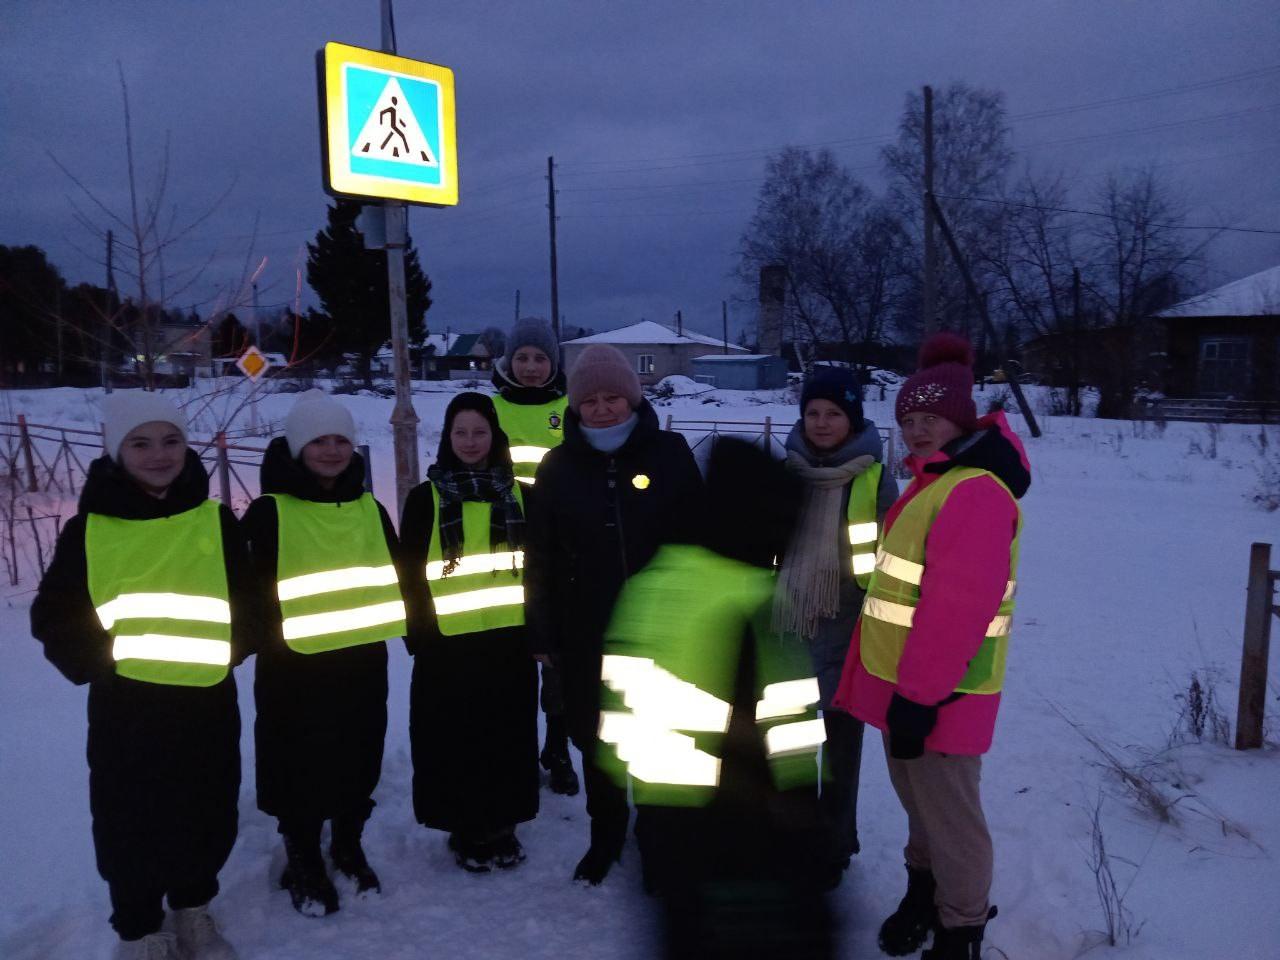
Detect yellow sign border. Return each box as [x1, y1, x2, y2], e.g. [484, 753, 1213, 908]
[321, 41, 458, 207]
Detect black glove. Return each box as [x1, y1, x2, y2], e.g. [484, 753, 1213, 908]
[886, 693, 938, 760]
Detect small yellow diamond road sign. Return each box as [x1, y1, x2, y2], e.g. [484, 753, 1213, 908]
[235, 346, 271, 382]
[319, 41, 458, 207]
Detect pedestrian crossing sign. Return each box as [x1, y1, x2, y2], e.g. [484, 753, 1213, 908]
[319, 42, 458, 206]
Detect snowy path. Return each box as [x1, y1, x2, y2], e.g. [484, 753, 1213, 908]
[2, 384, 1278, 958]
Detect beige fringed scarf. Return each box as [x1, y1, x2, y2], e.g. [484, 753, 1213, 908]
[773, 451, 876, 640]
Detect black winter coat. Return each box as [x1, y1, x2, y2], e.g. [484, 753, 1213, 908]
[524, 401, 704, 742]
[30, 452, 256, 892]
[400, 480, 539, 833]
[241, 438, 400, 825]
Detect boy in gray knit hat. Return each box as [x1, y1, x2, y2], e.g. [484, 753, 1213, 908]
[490, 317, 579, 797]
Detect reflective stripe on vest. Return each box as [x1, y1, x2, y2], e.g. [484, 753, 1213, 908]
[859, 467, 1022, 695]
[270, 493, 406, 654]
[847, 463, 882, 589]
[424, 483, 525, 636]
[600, 545, 824, 807]
[491, 394, 568, 485]
[86, 500, 232, 687]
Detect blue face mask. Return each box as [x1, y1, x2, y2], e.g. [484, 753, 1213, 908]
[581, 413, 639, 453]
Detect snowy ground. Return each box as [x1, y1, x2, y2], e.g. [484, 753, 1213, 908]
[1, 379, 1278, 959]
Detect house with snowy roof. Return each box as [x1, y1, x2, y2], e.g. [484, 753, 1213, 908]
[562, 320, 747, 386]
[1156, 265, 1280, 401]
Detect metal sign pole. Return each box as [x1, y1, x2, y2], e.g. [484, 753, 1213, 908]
[384, 202, 419, 518]
[380, 0, 420, 519]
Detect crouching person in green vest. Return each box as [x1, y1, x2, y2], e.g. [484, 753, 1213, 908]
[833, 335, 1031, 960]
[400, 392, 539, 873]
[490, 316, 579, 796]
[240, 390, 406, 917]
[773, 366, 898, 888]
[31, 393, 258, 960]
[600, 439, 834, 960]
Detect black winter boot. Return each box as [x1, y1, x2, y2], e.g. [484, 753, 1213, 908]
[280, 827, 339, 917]
[540, 717, 580, 796]
[920, 907, 997, 960]
[330, 815, 381, 896]
[878, 864, 937, 956]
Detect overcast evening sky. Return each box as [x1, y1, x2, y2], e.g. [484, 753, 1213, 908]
[3, 0, 1279, 343]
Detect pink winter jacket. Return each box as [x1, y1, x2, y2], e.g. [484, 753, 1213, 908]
[831, 412, 1028, 755]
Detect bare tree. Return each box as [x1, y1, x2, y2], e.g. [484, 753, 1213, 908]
[882, 82, 1014, 342]
[737, 147, 908, 367]
[1084, 167, 1205, 418]
[47, 63, 233, 389]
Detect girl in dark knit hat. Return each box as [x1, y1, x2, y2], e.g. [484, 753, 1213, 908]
[774, 365, 898, 889]
[400, 392, 540, 872]
[833, 333, 1032, 960]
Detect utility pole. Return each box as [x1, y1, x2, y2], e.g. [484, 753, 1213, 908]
[547, 156, 560, 343]
[514, 289, 520, 324]
[922, 84, 938, 336]
[928, 192, 1041, 438]
[675, 309, 683, 337]
[381, 0, 420, 517]
[103, 230, 116, 393]
[722, 300, 729, 354]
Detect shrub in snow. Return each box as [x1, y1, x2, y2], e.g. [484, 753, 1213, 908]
[1248, 427, 1280, 511]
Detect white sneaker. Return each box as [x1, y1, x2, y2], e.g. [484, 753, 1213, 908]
[112, 932, 182, 960]
[172, 906, 239, 960]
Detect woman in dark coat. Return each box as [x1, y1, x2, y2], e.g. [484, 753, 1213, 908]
[31, 393, 256, 960]
[241, 390, 404, 917]
[401, 392, 540, 872]
[524, 344, 705, 884]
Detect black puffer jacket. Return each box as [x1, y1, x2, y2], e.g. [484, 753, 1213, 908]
[241, 437, 401, 824]
[30, 451, 255, 891]
[524, 401, 703, 738]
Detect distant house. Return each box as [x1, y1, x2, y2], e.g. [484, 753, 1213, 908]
[563, 320, 748, 386]
[690, 355, 788, 390]
[415, 332, 494, 380]
[153, 316, 214, 379]
[1156, 265, 1280, 401]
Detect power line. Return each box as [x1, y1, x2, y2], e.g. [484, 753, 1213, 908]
[934, 192, 1280, 235]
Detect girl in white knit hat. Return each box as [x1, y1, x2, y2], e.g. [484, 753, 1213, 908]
[240, 389, 407, 917]
[31, 391, 255, 960]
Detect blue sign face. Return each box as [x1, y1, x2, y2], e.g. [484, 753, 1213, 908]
[344, 65, 443, 187]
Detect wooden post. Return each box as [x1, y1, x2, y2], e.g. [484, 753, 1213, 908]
[1236, 542, 1275, 750]
[215, 432, 232, 507]
[664, 414, 673, 431]
[763, 416, 772, 452]
[26, 506, 45, 576]
[17, 415, 38, 492]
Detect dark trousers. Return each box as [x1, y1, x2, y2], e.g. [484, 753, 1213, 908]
[820, 710, 865, 860]
[109, 877, 218, 941]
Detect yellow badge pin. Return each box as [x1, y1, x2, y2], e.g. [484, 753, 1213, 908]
[632, 474, 651, 490]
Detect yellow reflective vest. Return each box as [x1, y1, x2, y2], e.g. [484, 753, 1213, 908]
[86, 500, 232, 687]
[270, 493, 406, 654]
[491, 394, 568, 485]
[424, 483, 526, 636]
[847, 463, 882, 590]
[859, 467, 1021, 695]
[600, 544, 824, 808]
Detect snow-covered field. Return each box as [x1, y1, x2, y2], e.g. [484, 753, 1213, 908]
[2, 379, 1278, 959]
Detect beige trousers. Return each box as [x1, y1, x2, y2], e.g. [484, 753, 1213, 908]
[883, 734, 993, 928]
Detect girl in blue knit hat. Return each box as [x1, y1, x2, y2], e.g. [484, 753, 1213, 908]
[773, 366, 898, 888]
